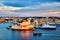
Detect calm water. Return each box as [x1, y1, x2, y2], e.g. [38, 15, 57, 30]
[0, 22, 60, 40]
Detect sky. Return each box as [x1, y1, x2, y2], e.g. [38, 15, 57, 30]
[0, 0, 60, 17]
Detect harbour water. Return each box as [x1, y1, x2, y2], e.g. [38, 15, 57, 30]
[0, 22, 60, 40]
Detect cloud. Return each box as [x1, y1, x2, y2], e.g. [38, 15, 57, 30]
[9, 2, 60, 12]
[23, 2, 60, 10]
[0, 2, 60, 17]
[0, 4, 22, 11]
[0, 2, 60, 11]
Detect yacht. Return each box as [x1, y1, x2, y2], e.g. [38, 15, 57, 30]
[39, 24, 56, 29]
[7, 19, 34, 31]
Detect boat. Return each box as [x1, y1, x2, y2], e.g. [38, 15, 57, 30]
[7, 23, 35, 31]
[39, 24, 56, 29]
[39, 17, 56, 29]
[33, 32, 42, 36]
[34, 17, 56, 29]
[7, 19, 35, 31]
[11, 27, 34, 31]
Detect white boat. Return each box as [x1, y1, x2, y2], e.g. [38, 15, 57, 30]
[40, 17, 56, 29]
[40, 24, 56, 29]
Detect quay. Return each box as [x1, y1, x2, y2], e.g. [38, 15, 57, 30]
[0, 17, 60, 24]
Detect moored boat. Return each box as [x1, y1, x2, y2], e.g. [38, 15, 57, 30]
[39, 24, 56, 29]
[7, 19, 35, 31]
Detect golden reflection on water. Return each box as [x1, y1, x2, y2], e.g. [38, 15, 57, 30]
[20, 31, 31, 40]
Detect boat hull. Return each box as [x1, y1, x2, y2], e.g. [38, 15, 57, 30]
[11, 28, 34, 31]
[7, 26, 34, 31]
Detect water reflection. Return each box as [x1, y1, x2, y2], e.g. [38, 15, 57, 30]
[20, 31, 31, 40]
[11, 31, 16, 40]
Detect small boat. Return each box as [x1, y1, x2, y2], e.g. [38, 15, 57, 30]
[7, 25, 11, 29]
[33, 32, 42, 36]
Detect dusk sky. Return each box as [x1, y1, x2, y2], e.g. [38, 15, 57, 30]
[0, 0, 60, 17]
